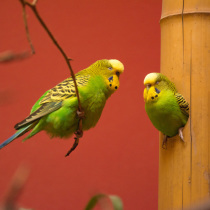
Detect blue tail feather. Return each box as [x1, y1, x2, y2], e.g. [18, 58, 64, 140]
[0, 125, 32, 149]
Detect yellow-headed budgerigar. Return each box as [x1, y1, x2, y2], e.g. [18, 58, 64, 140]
[143, 73, 189, 147]
[0, 59, 124, 153]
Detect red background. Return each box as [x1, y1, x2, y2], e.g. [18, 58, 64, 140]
[0, 0, 161, 209]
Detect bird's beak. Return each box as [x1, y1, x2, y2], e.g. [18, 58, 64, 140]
[145, 86, 159, 102]
[107, 75, 120, 91]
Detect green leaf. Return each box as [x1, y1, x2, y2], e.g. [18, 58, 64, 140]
[85, 193, 123, 210]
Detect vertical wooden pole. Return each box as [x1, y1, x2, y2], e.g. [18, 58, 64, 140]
[159, 0, 210, 209]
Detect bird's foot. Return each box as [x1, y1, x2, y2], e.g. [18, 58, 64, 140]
[76, 109, 85, 119]
[65, 109, 84, 157]
[162, 135, 168, 149]
[179, 127, 185, 142]
[74, 129, 83, 138]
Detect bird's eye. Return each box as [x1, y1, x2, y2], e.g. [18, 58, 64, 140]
[116, 71, 120, 77]
[146, 84, 151, 89]
[108, 67, 113, 70]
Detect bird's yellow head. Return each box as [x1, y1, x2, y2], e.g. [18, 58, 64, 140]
[90, 59, 124, 92]
[143, 73, 167, 103]
[84, 59, 124, 94]
[143, 72, 177, 103]
[106, 59, 124, 92]
[143, 73, 160, 103]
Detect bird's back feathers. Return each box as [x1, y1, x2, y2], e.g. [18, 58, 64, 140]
[40, 75, 90, 104]
[175, 93, 189, 117]
[159, 74, 189, 117]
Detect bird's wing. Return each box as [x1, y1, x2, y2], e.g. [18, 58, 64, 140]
[175, 93, 189, 117]
[15, 75, 90, 130]
[40, 75, 90, 104]
[14, 101, 62, 130]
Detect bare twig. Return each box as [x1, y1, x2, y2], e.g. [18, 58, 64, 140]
[19, 0, 35, 54]
[65, 110, 85, 156]
[19, 0, 84, 156]
[65, 138, 79, 157]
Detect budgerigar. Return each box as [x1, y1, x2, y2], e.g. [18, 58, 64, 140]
[0, 59, 124, 153]
[143, 73, 189, 147]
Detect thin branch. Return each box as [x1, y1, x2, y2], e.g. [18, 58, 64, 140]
[65, 110, 84, 156]
[19, 0, 84, 156]
[65, 138, 79, 157]
[22, 0, 82, 112]
[19, 0, 35, 54]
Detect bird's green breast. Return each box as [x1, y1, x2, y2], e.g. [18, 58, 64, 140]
[145, 90, 188, 137]
[79, 75, 109, 130]
[42, 75, 109, 138]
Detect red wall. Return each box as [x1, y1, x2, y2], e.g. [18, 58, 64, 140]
[0, 1, 161, 209]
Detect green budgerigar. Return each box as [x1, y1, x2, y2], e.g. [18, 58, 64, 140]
[0, 59, 124, 152]
[143, 73, 189, 147]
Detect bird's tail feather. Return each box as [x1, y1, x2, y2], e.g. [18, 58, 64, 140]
[0, 124, 32, 149]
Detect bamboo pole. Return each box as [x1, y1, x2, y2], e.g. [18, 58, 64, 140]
[159, 0, 210, 209]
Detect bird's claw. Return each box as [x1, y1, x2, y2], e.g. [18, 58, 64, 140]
[161, 128, 185, 151]
[74, 129, 83, 138]
[162, 135, 168, 149]
[65, 109, 84, 157]
[179, 127, 185, 142]
[76, 109, 85, 119]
